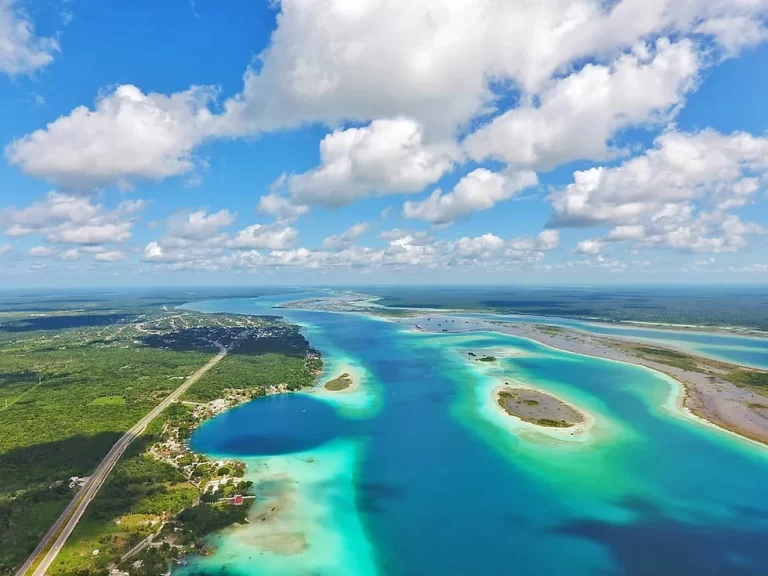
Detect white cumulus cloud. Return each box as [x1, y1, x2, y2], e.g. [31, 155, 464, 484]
[28, 245, 55, 257]
[228, 223, 298, 250]
[322, 222, 372, 250]
[464, 38, 700, 170]
[167, 209, 236, 241]
[403, 168, 537, 225]
[575, 239, 603, 255]
[0, 0, 59, 75]
[551, 129, 768, 227]
[551, 129, 768, 253]
[6, 85, 218, 189]
[0, 192, 144, 246]
[257, 192, 309, 222]
[217, 0, 768, 137]
[285, 118, 457, 208]
[94, 250, 128, 262]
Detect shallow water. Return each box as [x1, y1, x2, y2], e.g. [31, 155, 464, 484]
[453, 312, 768, 369]
[179, 296, 768, 575]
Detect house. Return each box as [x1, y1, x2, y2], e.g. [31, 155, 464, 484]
[204, 476, 229, 494]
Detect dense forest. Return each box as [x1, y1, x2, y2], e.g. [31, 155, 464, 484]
[183, 352, 320, 402]
[366, 286, 768, 331]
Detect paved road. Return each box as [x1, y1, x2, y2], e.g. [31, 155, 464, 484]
[17, 344, 228, 576]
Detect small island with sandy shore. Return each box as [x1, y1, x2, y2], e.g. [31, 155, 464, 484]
[324, 372, 354, 391]
[496, 386, 586, 428]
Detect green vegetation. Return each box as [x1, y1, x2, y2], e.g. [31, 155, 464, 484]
[635, 346, 691, 359]
[324, 373, 352, 391]
[633, 346, 699, 371]
[0, 481, 73, 576]
[0, 303, 321, 576]
[0, 325, 210, 575]
[478, 356, 497, 362]
[49, 420, 196, 576]
[626, 344, 768, 402]
[174, 504, 247, 543]
[536, 418, 571, 427]
[628, 345, 768, 398]
[497, 389, 582, 428]
[534, 325, 564, 336]
[729, 370, 768, 390]
[183, 352, 320, 402]
[88, 395, 127, 406]
[48, 409, 253, 576]
[164, 403, 198, 441]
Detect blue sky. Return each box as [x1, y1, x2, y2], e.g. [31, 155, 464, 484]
[1, 0, 768, 286]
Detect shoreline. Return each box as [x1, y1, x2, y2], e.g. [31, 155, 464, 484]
[173, 351, 377, 574]
[178, 439, 378, 576]
[275, 296, 768, 341]
[413, 318, 768, 449]
[175, 351, 375, 568]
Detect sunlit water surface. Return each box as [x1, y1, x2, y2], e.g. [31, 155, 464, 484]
[177, 295, 768, 575]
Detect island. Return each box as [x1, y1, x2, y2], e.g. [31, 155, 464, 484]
[496, 386, 585, 428]
[324, 372, 353, 391]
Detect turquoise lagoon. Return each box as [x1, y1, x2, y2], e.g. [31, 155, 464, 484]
[179, 296, 768, 575]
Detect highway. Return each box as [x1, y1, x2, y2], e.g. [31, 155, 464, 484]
[17, 344, 228, 576]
